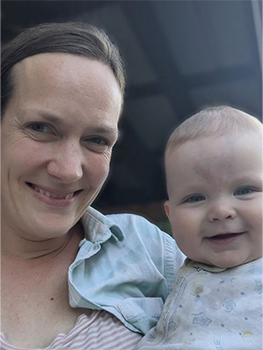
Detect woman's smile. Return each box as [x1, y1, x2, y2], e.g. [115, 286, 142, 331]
[27, 183, 81, 207]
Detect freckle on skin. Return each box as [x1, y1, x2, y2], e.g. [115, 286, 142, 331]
[193, 162, 213, 182]
[193, 151, 233, 184]
[50, 298, 54, 301]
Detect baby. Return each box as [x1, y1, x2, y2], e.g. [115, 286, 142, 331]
[136, 106, 262, 349]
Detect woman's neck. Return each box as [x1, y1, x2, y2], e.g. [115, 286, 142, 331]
[1, 222, 83, 261]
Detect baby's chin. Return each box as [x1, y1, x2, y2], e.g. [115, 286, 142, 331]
[195, 255, 262, 269]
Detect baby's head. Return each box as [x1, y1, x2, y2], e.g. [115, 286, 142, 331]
[164, 106, 262, 268]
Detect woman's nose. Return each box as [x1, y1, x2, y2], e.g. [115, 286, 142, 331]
[47, 143, 83, 183]
[208, 203, 237, 222]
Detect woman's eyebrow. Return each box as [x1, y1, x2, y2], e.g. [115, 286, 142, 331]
[18, 108, 62, 124]
[19, 108, 120, 138]
[97, 127, 120, 141]
[38, 111, 63, 124]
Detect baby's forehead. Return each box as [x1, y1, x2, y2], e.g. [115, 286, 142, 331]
[168, 135, 235, 166]
[165, 132, 262, 198]
[165, 131, 261, 174]
[192, 154, 234, 184]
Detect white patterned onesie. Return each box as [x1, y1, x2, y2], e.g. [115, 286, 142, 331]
[136, 258, 262, 350]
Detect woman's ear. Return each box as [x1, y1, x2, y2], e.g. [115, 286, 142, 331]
[164, 200, 170, 220]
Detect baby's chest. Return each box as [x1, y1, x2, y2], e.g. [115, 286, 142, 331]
[162, 267, 261, 336]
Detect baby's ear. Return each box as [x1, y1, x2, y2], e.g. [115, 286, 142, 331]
[164, 200, 171, 220]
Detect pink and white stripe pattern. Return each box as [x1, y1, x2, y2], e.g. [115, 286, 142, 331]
[0, 310, 143, 350]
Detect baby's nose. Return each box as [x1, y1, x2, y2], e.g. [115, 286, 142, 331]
[208, 203, 237, 222]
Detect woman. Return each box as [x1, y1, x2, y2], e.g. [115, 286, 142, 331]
[1, 22, 185, 349]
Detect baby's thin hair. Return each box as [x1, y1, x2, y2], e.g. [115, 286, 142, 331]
[165, 106, 262, 155]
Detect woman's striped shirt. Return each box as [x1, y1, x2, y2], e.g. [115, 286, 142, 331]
[0, 310, 143, 350]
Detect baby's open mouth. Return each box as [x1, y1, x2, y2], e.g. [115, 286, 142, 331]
[209, 232, 244, 240]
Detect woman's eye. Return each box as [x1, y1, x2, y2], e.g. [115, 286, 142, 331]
[234, 187, 254, 196]
[89, 137, 108, 145]
[84, 136, 111, 153]
[27, 123, 51, 133]
[184, 194, 205, 203]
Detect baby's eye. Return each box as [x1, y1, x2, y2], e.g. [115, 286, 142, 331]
[234, 187, 255, 196]
[184, 194, 205, 203]
[27, 123, 52, 133]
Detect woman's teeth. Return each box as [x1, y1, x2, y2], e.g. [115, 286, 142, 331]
[32, 185, 74, 200]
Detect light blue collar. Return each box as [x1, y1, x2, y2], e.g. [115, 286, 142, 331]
[80, 206, 124, 244]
